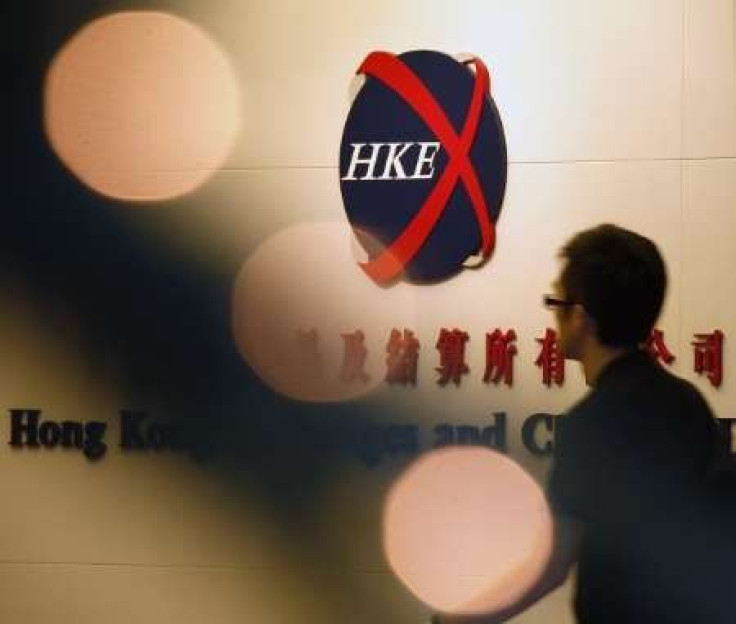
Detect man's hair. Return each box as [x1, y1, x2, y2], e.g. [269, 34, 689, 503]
[560, 224, 666, 348]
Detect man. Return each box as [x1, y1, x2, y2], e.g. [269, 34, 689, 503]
[434, 224, 723, 623]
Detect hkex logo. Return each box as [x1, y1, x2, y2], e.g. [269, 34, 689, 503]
[339, 50, 507, 283]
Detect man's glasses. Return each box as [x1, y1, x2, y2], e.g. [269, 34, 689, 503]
[543, 295, 576, 309]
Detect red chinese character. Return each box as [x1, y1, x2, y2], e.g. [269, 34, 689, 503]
[646, 328, 676, 365]
[484, 329, 517, 386]
[535, 328, 564, 387]
[692, 330, 724, 387]
[339, 330, 370, 383]
[385, 329, 420, 386]
[295, 329, 323, 380]
[435, 328, 470, 386]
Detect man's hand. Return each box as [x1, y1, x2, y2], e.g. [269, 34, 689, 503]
[425, 515, 584, 624]
[429, 612, 504, 624]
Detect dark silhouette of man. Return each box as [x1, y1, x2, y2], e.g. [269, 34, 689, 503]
[434, 224, 729, 623]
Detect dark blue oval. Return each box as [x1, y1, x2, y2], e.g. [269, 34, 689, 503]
[339, 50, 507, 283]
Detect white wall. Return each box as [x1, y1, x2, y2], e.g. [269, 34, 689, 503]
[4, 0, 735, 622]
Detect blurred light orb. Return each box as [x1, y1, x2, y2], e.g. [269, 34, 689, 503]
[384, 447, 553, 615]
[44, 11, 240, 202]
[232, 222, 416, 403]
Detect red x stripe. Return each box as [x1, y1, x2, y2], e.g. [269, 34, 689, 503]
[356, 51, 496, 283]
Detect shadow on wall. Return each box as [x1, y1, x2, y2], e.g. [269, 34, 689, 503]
[7, 7, 402, 619]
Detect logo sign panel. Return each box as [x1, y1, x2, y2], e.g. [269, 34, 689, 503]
[339, 50, 507, 283]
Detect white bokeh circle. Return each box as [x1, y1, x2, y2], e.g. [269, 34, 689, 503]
[44, 11, 241, 202]
[384, 447, 553, 615]
[232, 222, 416, 402]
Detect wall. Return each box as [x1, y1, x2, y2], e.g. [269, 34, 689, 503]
[4, 0, 736, 622]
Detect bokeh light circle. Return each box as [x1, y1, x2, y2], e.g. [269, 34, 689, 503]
[232, 222, 416, 402]
[44, 11, 241, 202]
[384, 447, 553, 615]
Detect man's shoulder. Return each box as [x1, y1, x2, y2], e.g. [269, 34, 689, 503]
[564, 362, 714, 436]
[599, 356, 710, 410]
[627, 362, 712, 415]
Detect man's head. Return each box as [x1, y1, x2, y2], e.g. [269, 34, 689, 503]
[550, 224, 667, 360]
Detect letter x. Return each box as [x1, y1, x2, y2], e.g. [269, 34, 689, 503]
[356, 52, 496, 283]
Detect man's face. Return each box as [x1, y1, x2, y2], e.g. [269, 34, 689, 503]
[551, 275, 583, 361]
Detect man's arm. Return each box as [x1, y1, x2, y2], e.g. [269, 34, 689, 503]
[432, 515, 585, 624]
